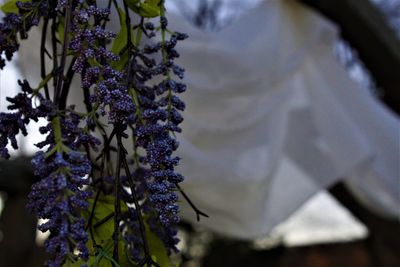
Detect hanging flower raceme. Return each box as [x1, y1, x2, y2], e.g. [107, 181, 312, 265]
[28, 150, 92, 267]
[128, 14, 192, 254]
[0, 0, 207, 266]
[0, 0, 51, 68]
[0, 79, 53, 158]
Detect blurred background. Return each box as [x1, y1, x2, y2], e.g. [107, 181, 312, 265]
[0, 0, 399, 266]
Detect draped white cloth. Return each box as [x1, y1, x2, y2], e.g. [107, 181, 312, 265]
[13, 0, 400, 239]
[165, 0, 400, 238]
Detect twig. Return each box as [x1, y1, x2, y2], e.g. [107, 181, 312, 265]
[54, 0, 73, 106]
[40, 18, 50, 100]
[93, 212, 115, 229]
[51, 18, 59, 89]
[112, 138, 123, 265]
[176, 183, 209, 221]
[59, 57, 76, 110]
[86, 188, 101, 247]
[117, 132, 160, 267]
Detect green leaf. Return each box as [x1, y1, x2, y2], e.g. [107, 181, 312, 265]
[57, 17, 65, 43]
[143, 0, 161, 6]
[86, 193, 129, 244]
[111, 7, 134, 71]
[145, 220, 173, 267]
[91, 239, 121, 267]
[62, 194, 131, 267]
[125, 0, 161, 18]
[0, 0, 28, 14]
[63, 240, 119, 267]
[125, 0, 140, 15]
[111, 49, 129, 71]
[112, 8, 128, 55]
[125, 0, 140, 11]
[138, 0, 161, 18]
[63, 257, 94, 267]
[111, 7, 130, 71]
[64, 193, 175, 267]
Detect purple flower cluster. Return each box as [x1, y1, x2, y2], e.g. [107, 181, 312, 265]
[0, 0, 50, 69]
[126, 16, 188, 253]
[121, 207, 143, 262]
[1, 0, 192, 265]
[0, 76, 94, 266]
[67, 4, 136, 124]
[27, 106, 98, 265]
[69, 6, 116, 73]
[28, 150, 92, 267]
[0, 80, 53, 158]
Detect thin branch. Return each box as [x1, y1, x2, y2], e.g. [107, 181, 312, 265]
[59, 57, 76, 110]
[95, 127, 117, 162]
[93, 212, 115, 228]
[40, 18, 50, 100]
[86, 188, 101, 247]
[117, 132, 160, 267]
[112, 138, 123, 265]
[51, 18, 59, 90]
[54, 1, 73, 106]
[176, 183, 209, 221]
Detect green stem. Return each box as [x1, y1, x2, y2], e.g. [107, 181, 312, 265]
[52, 116, 63, 145]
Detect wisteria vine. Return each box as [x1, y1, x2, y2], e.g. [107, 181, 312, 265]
[0, 0, 207, 266]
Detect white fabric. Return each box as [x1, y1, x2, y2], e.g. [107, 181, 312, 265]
[13, 0, 400, 239]
[165, 0, 400, 238]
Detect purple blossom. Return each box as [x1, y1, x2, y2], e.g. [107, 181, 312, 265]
[115, 14, 189, 254]
[0, 80, 53, 159]
[28, 115, 94, 265]
[0, 1, 50, 69]
[1, 0, 191, 264]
